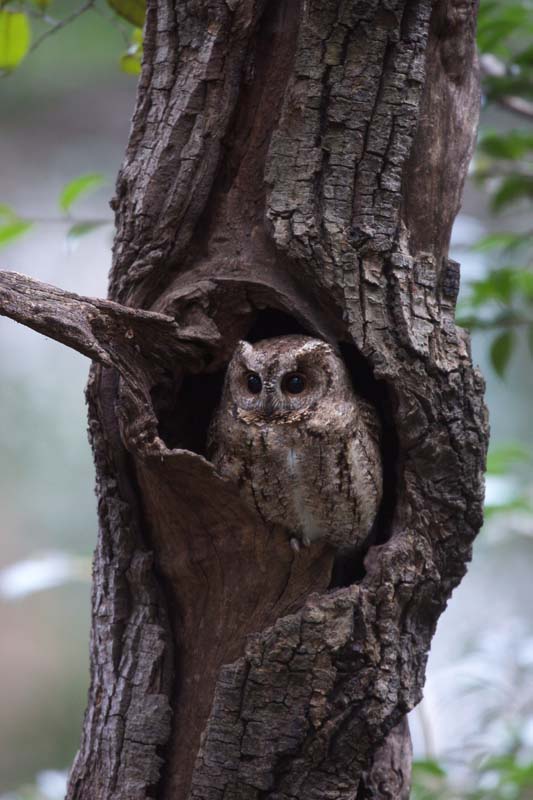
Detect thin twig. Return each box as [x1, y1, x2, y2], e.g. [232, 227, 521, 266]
[92, 2, 132, 46]
[23, 7, 59, 25]
[0, 0, 97, 79]
[28, 0, 96, 56]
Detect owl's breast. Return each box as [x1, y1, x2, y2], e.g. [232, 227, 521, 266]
[210, 401, 381, 551]
[285, 445, 323, 544]
[237, 422, 334, 543]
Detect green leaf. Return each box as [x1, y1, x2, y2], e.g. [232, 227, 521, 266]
[477, 3, 533, 54]
[513, 270, 533, 300]
[0, 202, 33, 246]
[478, 130, 533, 160]
[472, 232, 533, 254]
[481, 755, 533, 788]
[120, 27, 142, 76]
[107, 0, 145, 27]
[490, 330, 515, 377]
[120, 52, 141, 75]
[515, 44, 533, 67]
[484, 496, 532, 519]
[468, 268, 516, 307]
[67, 221, 107, 241]
[59, 173, 105, 213]
[486, 442, 530, 475]
[0, 219, 32, 248]
[491, 175, 533, 213]
[485, 73, 533, 102]
[463, 267, 533, 309]
[31, 0, 52, 9]
[412, 759, 447, 779]
[0, 10, 30, 70]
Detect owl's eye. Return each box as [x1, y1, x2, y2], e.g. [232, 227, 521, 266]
[282, 372, 306, 394]
[246, 372, 262, 394]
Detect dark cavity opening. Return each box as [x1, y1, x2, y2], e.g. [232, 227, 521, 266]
[153, 309, 398, 582]
[153, 308, 310, 455]
[153, 370, 226, 456]
[246, 308, 310, 341]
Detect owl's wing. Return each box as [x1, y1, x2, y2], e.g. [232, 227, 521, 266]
[206, 411, 220, 461]
[206, 411, 247, 488]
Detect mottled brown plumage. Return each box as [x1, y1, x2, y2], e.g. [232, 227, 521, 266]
[208, 336, 382, 551]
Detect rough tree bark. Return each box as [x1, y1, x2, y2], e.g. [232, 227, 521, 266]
[0, 1, 487, 798]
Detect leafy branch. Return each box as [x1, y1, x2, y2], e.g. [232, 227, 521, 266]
[0, 173, 112, 248]
[459, 1, 533, 378]
[0, 0, 144, 75]
[26, 0, 96, 60]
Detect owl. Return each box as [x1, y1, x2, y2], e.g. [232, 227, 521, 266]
[208, 336, 382, 552]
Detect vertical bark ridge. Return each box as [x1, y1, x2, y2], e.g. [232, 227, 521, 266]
[67, 368, 174, 800]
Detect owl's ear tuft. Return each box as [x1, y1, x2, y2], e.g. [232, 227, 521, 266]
[235, 340, 255, 364]
[301, 339, 331, 354]
[297, 338, 336, 365]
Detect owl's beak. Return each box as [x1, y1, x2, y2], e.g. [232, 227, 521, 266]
[263, 385, 277, 419]
[263, 396, 275, 419]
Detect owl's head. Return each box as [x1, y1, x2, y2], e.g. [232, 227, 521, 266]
[223, 335, 353, 421]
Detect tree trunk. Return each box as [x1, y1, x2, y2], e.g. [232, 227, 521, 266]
[0, 1, 487, 798]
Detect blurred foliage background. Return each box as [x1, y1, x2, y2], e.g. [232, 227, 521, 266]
[0, 1, 533, 798]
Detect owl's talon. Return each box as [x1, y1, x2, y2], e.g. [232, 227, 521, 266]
[290, 537, 301, 554]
